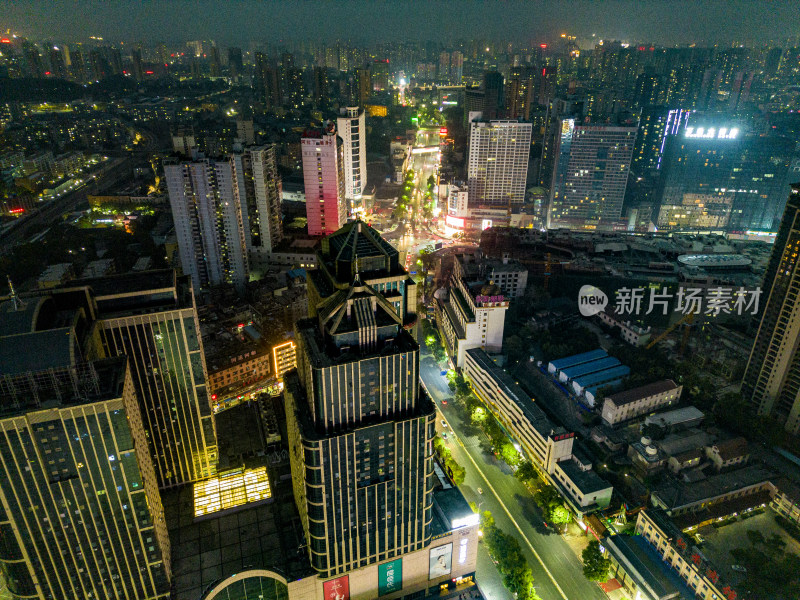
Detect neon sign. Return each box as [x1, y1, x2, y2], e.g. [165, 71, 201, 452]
[685, 126, 739, 140]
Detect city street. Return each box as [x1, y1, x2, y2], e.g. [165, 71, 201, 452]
[419, 353, 606, 600]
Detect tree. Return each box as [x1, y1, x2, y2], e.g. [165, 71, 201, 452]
[500, 442, 522, 467]
[582, 540, 611, 582]
[515, 461, 537, 484]
[427, 174, 436, 189]
[549, 505, 571, 529]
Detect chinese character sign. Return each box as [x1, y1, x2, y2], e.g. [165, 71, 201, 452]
[323, 576, 350, 600]
[378, 558, 403, 595]
[607, 286, 760, 317]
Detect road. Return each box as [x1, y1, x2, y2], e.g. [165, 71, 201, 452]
[420, 353, 606, 600]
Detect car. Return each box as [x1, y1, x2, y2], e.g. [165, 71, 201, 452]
[441, 420, 448, 428]
[731, 565, 747, 573]
[441, 432, 447, 439]
[477, 487, 483, 495]
[441, 399, 448, 405]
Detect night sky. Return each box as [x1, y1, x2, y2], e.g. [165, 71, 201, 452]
[4, 0, 800, 46]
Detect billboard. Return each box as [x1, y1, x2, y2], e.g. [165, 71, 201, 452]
[323, 575, 350, 600]
[445, 215, 465, 229]
[429, 543, 453, 579]
[378, 558, 403, 595]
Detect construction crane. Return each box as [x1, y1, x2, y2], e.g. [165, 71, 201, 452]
[646, 311, 696, 352]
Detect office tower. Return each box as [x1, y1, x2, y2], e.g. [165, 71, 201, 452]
[547, 119, 637, 229]
[254, 52, 281, 108]
[48, 46, 67, 79]
[450, 51, 464, 83]
[285, 220, 435, 577]
[506, 66, 534, 120]
[302, 123, 346, 236]
[356, 66, 371, 105]
[0, 291, 171, 599]
[231, 145, 284, 274]
[227, 46, 243, 80]
[372, 58, 390, 91]
[742, 185, 800, 433]
[209, 46, 221, 78]
[165, 157, 249, 293]
[659, 120, 797, 231]
[337, 106, 367, 211]
[312, 65, 329, 103]
[85, 270, 218, 488]
[482, 71, 504, 119]
[131, 48, 144, 81]
[467, 113, 532, 208]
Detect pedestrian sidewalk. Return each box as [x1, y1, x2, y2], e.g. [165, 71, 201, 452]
[561, 520, 594, 559]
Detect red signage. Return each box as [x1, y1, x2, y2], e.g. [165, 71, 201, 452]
[323, 575, 350, 600]
[439, 127, 448, 135]
[1, 38, 11, 44]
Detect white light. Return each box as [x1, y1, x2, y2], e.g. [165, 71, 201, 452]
[459, 538, 468, 564]
[452, 513, 480, 529]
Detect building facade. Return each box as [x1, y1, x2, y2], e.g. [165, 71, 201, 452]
[742, 184, 800, 433]
[83, 270, 219, 488]
[467, 114, 531, 208]
[284, 221, 436, 578]
[337, 107, 367, 212]
[0, 292, 171, 600]
[302, 124, 347, 236]
[165, 157, 249, 294]
[547, 120, 637, 230]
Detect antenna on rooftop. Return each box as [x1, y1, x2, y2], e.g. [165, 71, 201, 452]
[7, 276, 24, 311]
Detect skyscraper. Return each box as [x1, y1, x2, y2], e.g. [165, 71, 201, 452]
[742, 184, 800, 433]
[164, 156, 249, 293]
[302, 123, 347, 236]
[85, 270, 219, 488]
[227, 46, 243, 81]
[231, 145, 284, 275]
[285, 220, 435, 577]
[337, 107, 367, 212]
[0, 289, 171, 599]
[547, 119, 637, 229]
[467, 113, 532, 208]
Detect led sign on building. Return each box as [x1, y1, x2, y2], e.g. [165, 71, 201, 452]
[378, 558, 403, 595]
[445, 215, 465, 229]
[684, 126, 739, 140]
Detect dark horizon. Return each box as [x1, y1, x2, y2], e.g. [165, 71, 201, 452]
[4, 0, 800, 47]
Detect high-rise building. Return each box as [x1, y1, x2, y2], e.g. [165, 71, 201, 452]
[467, 113, 532, 208]
[372, 58, 390, 91]
[312, 65, 328, 103]
[659, 120, 797, 232]
[337, 106, 367, 211]
[227, 46, 243, 81]
[0, 289, 172, 599]
[131, 48, 144, 81]
[356, 66, 371, 105]
[742, 184, 800, 433]
[254, 52, 281, 108]
[83, 270, 218, 488]
[547, 119, 637, 229]
[164, 156, 249, 293]
[302, 123, 347, 236]
[482, 71, 504, 119]
[285, 220, 435, 577]
[231, 145, 284, 275]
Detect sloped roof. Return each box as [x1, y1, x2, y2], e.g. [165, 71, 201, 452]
[606, 380, 680, 407]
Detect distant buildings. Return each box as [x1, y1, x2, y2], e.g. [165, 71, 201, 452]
[742, 184, 800, 433]
[337, 106, 367, 212]
[601, 380, 682, 426]
[302, 123, 346, 236]
[547, 120, 637, 230]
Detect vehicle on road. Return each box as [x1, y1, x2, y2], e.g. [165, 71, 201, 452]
[477, 487, 483, 495]
[441, 432, 447, 439]
[441, 420, 448, 428]
[731, 565, 747, 573]
[441, 399, 448, 405]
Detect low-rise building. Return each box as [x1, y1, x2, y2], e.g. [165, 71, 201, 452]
[597, 305, 652, 346]
[705, 437, 749, 471]
[634, 509, 740, 600]
[272, 340, 297, 380]
[601, 380, 683, 426]
[206, 346, 272, 399]
[463, 348, 612, 513]
[80, 258, 115, 279]
[37, 263, 75, 289]
[643, 406, 705, 434]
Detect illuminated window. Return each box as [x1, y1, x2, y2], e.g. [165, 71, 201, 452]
[193, 467, 271, 516]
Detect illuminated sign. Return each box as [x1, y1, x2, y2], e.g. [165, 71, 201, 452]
[476, 295, 505, 304]
[560, 118, 575, 136]
[481, 219, 493, 230]
[1, 38, 11, 44]
[323, 576, 350, 600]
[429, 543, 453, 579]
[378, 558, 403, 595]
[685, 126, 739, 140]
[439, 127, 448, 135]
[459, 538, 468, 564]
[273, 341, 297, 379]
[445, 215, 465, 229]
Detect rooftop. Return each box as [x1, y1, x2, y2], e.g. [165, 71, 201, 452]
[653, 463, 774, 511]
[644, 406, 705, 429]
[549, 348, 608, 370]
[677, 254, 752, 268]
[557, 459, 611, 495]
[606, 380, 679, 407]
[466, 348, 567, 439]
